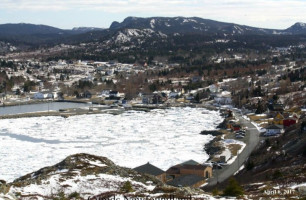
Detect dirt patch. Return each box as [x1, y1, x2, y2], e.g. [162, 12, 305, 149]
[227, 144, 243, 156]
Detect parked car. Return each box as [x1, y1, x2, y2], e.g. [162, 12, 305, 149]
[235, 134, 244, 139]
[236, 131, 245, 136]
[217, 162, 228, 166]
[259, 128, 266, 133]
[213, 163, 223, 169]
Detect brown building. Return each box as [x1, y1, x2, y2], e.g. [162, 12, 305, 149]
[167, 174, 206, 188]
[133, 162, 166, 183]
[167, 160, 212, 179]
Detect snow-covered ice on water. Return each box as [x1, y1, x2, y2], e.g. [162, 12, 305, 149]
[0, 107, 223, 182]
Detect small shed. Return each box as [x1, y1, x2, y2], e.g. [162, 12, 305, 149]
[134, 162, 166, 183]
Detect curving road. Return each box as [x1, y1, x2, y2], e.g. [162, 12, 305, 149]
[205, 111, 261, 187]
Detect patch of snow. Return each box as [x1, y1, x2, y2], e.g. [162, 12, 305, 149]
[273, 31, 282, 35]
[164, 22, 171, 27]
[242, 115, 250, 121]
[221, 78, 237, 83]
[267, 146, 271, 152]
[290, 182, 306, 189]
[297, 22, 306, 27]
[150, 19, 155, 29]
[218, 148, 231, 161]
[251, 121, 262, 132]
[8, 172, 154, 199]
[223, 139, 245, 146]
[182, 18, 198, 23]
[222, 139, 246, 164]
[234, 164, 245, 175]
[85, 159, 107, 167]
[158, 31, 167, 38]
[255, 114, 267, 117]
[249, 182, 264, 186]
[233, 25, 244, 34]
[258, 184, 267, 189]
[114, 29, 157, 44]
[115, 32, 131, 43]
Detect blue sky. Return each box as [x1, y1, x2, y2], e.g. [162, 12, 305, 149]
[0, 0, 305, 29]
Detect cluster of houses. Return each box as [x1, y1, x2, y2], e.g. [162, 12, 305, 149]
[32, 92, 58, 100]
[133, 160, 212, 188]
[263, 108, 300, 137]
[222, 105, 302, 138]
[0, 58, 175, 102]
[250, 103, 303, 137]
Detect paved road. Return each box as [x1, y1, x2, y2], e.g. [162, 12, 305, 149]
[205, 111, 261, 187]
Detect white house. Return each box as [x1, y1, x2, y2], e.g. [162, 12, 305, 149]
[169, 92, 180, 98]
[214, 91, 232, 105]
[45, 93, 54, 99]
[209, 84, 220, 93]
[264, 125, 285, 136]
[101, 90, 111, 97]
[52, 92, 58, 99]
[109, 91, 119, 98]
[33, 92, 45, 99]
[33, 92, 57, 99]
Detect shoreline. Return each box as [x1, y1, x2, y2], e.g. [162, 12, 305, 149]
[0, 100, 219, 120]
[0, 99, 94, 107]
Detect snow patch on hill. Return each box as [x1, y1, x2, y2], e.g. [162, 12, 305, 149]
[112, 28, 166, 44]
[150, 19, 156, 28]
[182, 18, 198, 23]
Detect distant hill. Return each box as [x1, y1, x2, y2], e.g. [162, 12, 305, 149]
[0, 17, 304, 39]
[0, 18, 305, 48]
[0, 23, 104, 36]
[0, 23, 65, 36]
[0, 23, 104, 47]
[284, 22, 306, 34]
[109, 16, 305, 35]
[72, 27, 104, 33]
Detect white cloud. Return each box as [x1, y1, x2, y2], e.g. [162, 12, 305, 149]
[0, 0, 305, 29]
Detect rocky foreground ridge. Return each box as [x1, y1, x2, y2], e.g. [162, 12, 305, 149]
[0, 153, 213, 200]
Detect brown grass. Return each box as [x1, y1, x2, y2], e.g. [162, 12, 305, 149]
[228, 144, 243, 156]
[248, 115, 268, 121]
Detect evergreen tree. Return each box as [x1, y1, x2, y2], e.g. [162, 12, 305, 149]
[223, 178, 244, 197]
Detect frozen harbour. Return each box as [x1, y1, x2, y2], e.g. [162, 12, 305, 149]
[0, 107, 223, 182]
